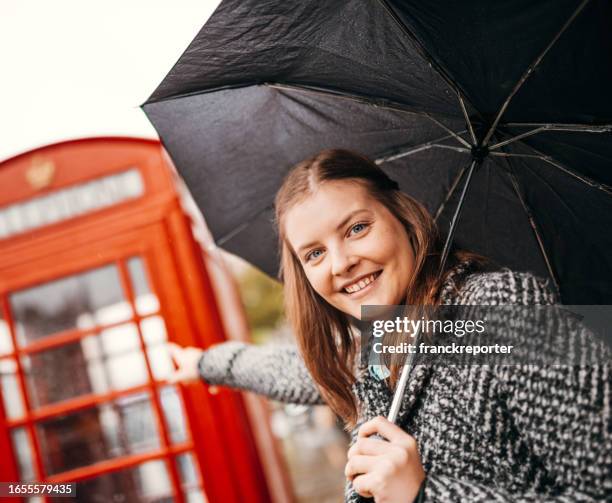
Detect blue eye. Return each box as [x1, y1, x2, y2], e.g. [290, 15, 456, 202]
[349, 222, 369, 235]
[306, 249, 323, 262]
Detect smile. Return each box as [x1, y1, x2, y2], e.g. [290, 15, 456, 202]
[343, 270, 382, 295]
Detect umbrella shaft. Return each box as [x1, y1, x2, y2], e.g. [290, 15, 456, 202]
[387, 158, 478, 422]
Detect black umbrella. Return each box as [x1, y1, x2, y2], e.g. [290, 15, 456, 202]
[143, 0, 612, 304]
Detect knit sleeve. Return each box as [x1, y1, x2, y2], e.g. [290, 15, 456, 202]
[197, 341, 325, 405]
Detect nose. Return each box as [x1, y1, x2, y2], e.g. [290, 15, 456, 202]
[330, 245, 358, 277]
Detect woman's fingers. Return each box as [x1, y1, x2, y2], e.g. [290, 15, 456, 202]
[167, 366, 191, 384]
[347, 436, 390, 458]
[352, 473, 376, 498]
[358, 416, 416, 449]
[358, 416, 400, 440]
[347, 417, 424, 501]
[167, 342, 182, 365]
[166, 369, 181, 384]
[166, 343, 203, 384]
[345, 454, 378, 480]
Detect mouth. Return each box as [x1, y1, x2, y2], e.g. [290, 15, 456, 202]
[342, 270, 382, 296]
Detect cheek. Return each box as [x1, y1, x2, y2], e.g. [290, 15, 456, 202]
[378, 226, 414, 276]
[376, 223, 401, 251]
[304, 267, 331, 297]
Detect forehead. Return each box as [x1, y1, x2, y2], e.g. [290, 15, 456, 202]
[283, 180, 378, 251]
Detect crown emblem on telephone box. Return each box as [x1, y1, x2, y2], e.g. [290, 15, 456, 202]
[26, 157, 56, 190]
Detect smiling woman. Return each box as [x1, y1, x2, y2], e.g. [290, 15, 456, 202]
[283, 180, 415, 319]
[272, 150, 480, 424]
[168, 149, 611, 503]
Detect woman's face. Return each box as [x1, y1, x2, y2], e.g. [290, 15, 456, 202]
[284, 180, 416, 319]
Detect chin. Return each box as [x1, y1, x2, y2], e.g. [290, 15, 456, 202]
[365, 294, 391, 306]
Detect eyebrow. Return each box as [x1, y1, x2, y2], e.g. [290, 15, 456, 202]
[296, 209, 371, 254]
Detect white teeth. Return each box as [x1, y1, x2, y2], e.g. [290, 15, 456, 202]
[344, 272, 379, 294]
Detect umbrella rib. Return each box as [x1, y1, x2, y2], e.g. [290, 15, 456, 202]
[268, 83, 469, 147]
[433, 162, 469, 222]
[424, 113, 472, 148]
[374, 130, 465, 164]
[490, 151, 612, 195]
[433, 144, 472, 154]
[503, 123, 612, 131]
[438, 159, 479, 285]
[502, 162, 561, 293]
[375, 132, 469, 164]
[490, 124, 612, 150]
[374, 0, 484, 128]
[268, 83, 428, 117]
[144, 81, 261, 105]
[216, 204, 274, 247]
[482, 0, 591, 146]
[489, 127, 548, 150]
[149, 79, 460, 124]
[457, 92, 477, 145]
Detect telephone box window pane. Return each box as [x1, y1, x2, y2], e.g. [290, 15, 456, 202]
[176, 453, 199, 487]
[50, 459, 172, 503]
[111, 393, 161, 454]
[23, 330, 148, 408]
[147, 344, 173, 381]
[10, 264, 132, 345]
[128, 257, 160, 316]
[24, 340, 96, 407]
[0, 358, 25, 419]
[141, 316, 167, 345]
[159, 386, 188, 444]
[11, 427, 35, 481]
[105, 350, 149, 391]
[142, 318, 171, 380]
[185, 489, 207, 503]
[99, 323, 149, 390]
[100, 323, 140, 354]
[0, 313, 13, 355]
[37, 392, 160, 475]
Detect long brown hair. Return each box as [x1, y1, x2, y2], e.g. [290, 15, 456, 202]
[274, 149, 481, 427]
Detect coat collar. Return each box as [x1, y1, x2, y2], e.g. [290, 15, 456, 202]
[353, 363, 432, 424]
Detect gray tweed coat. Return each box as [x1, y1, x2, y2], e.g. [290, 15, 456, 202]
[198, 266, 611, 502]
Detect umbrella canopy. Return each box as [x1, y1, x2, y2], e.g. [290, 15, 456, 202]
[143, 0, 612, 304]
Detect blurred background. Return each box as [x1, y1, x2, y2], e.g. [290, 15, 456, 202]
[0, 1, 347, 502]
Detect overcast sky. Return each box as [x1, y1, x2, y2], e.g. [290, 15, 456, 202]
[0, 0, 221, 162]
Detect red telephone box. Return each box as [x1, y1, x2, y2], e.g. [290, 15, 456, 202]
[0, 138, 285, 502]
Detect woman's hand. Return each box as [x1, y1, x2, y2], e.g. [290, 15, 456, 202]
[167, 342, 204, 384]
[345, 416, 425, 502]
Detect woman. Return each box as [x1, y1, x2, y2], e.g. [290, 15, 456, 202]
[169, 149, 611, 502]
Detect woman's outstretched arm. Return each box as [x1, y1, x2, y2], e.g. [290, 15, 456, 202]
[170, 341, 325, 405]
